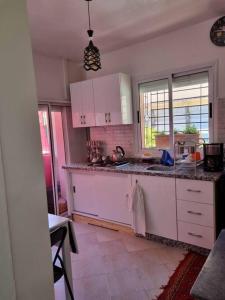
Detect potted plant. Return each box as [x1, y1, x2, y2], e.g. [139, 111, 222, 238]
[155, 131, 170, 148]
[155, 125, 200, 148]
[174, 125, 200, 143]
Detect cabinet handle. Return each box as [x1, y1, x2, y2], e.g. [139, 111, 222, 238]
[105, 113, 108, 123]
[73, 186, 76, 193]
[186, 189, 201, 193]
[188, 232, 203, 238]
[187, 210, 202, 216]
[83, 115, 86, 125]
[80, 115, 83, 124]
[108, 112, 111, 123]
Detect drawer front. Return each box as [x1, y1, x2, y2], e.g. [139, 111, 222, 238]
[176, 179, 214, 204]
[177, 200, 214, 227]
[178, 221, 214, 249]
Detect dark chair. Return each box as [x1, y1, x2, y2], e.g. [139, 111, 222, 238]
[50, 226, 75, 300]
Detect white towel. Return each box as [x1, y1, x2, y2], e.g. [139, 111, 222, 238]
[129, 182, 146, 236]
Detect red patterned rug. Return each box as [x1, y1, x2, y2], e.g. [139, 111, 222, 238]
[156, 251, 207, 300]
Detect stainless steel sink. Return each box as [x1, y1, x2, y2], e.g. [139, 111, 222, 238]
[146, 165, 175, 172]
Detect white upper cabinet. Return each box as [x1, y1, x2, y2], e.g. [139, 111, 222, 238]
[70, 79, 95, 127]
[93, 73, 133, 126]
[70, 73, 133, 128]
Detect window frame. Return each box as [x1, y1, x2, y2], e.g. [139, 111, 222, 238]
[133, 62, 217, 155]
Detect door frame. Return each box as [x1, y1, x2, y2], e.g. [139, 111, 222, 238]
[39, 102, 71, 215]
[38, 104, 58, 214]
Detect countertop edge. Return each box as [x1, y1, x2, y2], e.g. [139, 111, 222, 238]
[62, 164, 222, 182]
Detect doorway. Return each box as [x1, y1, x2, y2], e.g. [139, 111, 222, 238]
[38, 105, 68, 215]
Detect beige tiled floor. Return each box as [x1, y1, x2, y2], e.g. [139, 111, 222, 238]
[54, 222, 186, 300]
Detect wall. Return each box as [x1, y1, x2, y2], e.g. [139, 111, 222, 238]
[33, 52, 68, 101]
[0, 143, 16, 300]
[85, 17, 225, 98]
[0, 1, 54, 299]
[63, 107, 87, 163]
[78, 16, 225, 152]
[217, 99, 225, 143]
[33, 54, 85, 102]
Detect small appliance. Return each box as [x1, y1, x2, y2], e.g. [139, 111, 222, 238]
[111, 146, 125, 162]
[203, 143, 224, 172]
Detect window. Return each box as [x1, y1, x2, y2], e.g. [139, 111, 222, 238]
[139, 70, 212, 149]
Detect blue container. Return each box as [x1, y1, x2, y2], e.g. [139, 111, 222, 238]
[160, 150, 174, 166]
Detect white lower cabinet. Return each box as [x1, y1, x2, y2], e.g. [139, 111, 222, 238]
[177, 200, 214, 228]
[72, 171, 98, 216]
[72, 171, 131, 224]
[94, 172, 132, 224]
[178, 221, 214, 249]
[131, 175, 177, 240]
[176, 178, 214, 204]
[71, 171, 215, 249]
[176, 179, 215, 249]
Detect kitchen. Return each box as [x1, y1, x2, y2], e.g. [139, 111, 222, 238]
[1, 1, 225, 300]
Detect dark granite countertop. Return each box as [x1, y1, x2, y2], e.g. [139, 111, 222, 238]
[191, 229, 225, 300]
[63, 162, 223, 182]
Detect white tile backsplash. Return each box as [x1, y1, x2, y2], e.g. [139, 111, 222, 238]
[90, 125, 134, 157]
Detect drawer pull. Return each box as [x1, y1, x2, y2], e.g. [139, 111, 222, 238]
[188, 232, 202, 238]
[187, 210, 202, 216]
[108, 112, 111, 123]
[186, 189, 201, 193]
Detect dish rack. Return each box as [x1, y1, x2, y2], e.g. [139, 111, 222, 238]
[174, 141, 203, 171]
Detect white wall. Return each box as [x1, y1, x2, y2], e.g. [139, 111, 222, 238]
[84, 17, 225, 99]
[33, 54, 85, 102]
[63, 107, 87, 163]
[68, 16, 225, 149]
[0, 1, 54, 299]
[66, 59, 85, 84]
[33, 52, 68, 101]
[0, 145, 16, 300]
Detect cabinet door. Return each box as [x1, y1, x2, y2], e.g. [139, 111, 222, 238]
[72, 172, 98, 216]
[81, 80, 96, 127]
[132, 175, 177, 240]
[92, 77, 107, 126]
[93, 74, 122, 126]
[70, 82, 83, 128]
[176, 179, 214, 204]
[94, 172, 132, 224]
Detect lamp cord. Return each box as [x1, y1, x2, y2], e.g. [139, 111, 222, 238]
[88, 1, 91, 30]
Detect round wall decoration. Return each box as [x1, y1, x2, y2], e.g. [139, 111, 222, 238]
[210, 16, 225, 46]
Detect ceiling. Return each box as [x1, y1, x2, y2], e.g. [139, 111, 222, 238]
[27, 0, 225, 62]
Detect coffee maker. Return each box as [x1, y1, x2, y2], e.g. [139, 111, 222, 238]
[203, 143, 224, 172]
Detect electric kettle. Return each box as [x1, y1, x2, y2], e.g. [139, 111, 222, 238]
[112, 146, 125, 162]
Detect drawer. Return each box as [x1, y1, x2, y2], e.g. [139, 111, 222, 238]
[178, 221, 214, 249]
[176, 179, 214, 204]
[177, 200, 214, 227]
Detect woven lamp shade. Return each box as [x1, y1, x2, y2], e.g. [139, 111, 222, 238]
[84, 40, 101, 71]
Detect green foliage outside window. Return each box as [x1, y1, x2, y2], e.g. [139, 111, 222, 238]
[183, 124, 199, 134]
[144, 127, 157, 148]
